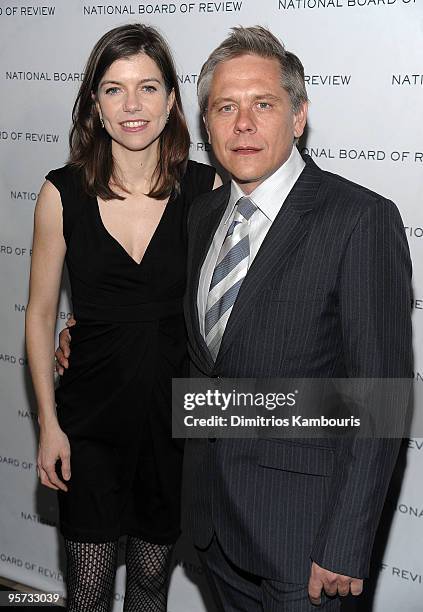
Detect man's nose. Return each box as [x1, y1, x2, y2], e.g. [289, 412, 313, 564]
[234, 107, 256, 133]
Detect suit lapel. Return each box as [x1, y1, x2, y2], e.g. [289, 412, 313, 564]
[186, 184, 231, 371]
[215, 157, 324, 366]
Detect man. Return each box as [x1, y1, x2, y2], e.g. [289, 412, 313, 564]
[57, 26, 412, 611]
[181, 27, 412, 610]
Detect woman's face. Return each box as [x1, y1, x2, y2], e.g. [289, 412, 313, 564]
[95, 53, 174, 155]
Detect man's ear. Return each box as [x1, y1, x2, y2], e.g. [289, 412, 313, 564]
[203, 113, 211, 143]
[293, 101, 308, 140]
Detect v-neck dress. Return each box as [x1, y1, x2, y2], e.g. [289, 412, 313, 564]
[46, 160, 215, 543]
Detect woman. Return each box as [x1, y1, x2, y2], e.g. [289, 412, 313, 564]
[25, 24, 219, 612]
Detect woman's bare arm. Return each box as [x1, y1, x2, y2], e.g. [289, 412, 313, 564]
[25, 180, 70, 491]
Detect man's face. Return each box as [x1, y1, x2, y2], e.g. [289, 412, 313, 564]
[205, 54, 308, 194]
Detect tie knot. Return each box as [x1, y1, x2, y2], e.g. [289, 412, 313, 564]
[236, 197, 256, 221]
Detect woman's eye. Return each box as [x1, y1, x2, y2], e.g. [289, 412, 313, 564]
[142, 85, 157, 93]
[105, 87, 120, 95]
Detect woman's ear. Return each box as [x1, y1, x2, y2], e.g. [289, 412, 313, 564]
[91, 92, 103, 125]
[167, 88, 176, 115]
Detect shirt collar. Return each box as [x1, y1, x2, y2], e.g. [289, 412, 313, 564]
[225, 146, 305, 224]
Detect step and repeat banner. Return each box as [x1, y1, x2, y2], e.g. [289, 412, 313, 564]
[0, 1, 422, 610]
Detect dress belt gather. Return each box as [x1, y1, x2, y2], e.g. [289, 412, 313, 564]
[72, 297, 183, 322]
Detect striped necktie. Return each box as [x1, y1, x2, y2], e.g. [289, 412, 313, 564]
[205, 196, 257, 359]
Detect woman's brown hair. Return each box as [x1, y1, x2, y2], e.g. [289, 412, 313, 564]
[69, 23, 190, 200]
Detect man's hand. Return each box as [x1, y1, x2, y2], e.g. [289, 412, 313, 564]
[308, 561, 363, 605]
[55, 316, 76, 375]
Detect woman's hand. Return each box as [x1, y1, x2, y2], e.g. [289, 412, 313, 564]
[37, 424, 71, 492]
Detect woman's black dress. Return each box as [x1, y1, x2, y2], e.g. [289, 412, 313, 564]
[46, 160, 215, 544]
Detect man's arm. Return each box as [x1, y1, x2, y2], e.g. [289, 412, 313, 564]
[310, 196, 412, 595]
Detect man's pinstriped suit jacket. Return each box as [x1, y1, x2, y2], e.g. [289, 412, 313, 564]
[181, 154, 413, 583]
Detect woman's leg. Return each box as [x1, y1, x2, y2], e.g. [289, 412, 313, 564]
[64, 539, 118, 612]
[123, 537, 173, 612]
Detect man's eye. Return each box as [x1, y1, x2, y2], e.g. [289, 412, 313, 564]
[257, 102, 271, 109]
[220, 105, 234, 112]
[105, 87, 120, 95]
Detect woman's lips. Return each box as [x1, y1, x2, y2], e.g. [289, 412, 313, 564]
[120, 120, 149, 133]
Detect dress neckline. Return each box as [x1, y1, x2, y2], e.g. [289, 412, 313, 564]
[94, 190, 175, 267]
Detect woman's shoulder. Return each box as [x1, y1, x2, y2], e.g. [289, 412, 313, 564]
[180, 159, 216, 199]
[45, 164, 82, 196]
[44, 165, 88, 243]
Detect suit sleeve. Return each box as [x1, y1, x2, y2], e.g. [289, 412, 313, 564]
[311, 197, 413, 578]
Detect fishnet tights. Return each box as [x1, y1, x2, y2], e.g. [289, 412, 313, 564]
[123, 537, 173, 612]
[65, 540, 118, 612]
[64, 537, 173, 612]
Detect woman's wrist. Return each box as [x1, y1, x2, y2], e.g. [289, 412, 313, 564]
[37, 410, 59, 430]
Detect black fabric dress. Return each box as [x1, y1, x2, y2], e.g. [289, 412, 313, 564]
[46, 160, 215, 544]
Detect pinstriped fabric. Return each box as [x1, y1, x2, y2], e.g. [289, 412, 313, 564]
[182, 156, 412, 585]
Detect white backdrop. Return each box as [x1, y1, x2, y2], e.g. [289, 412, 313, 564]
[0, 1, 422, 610]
